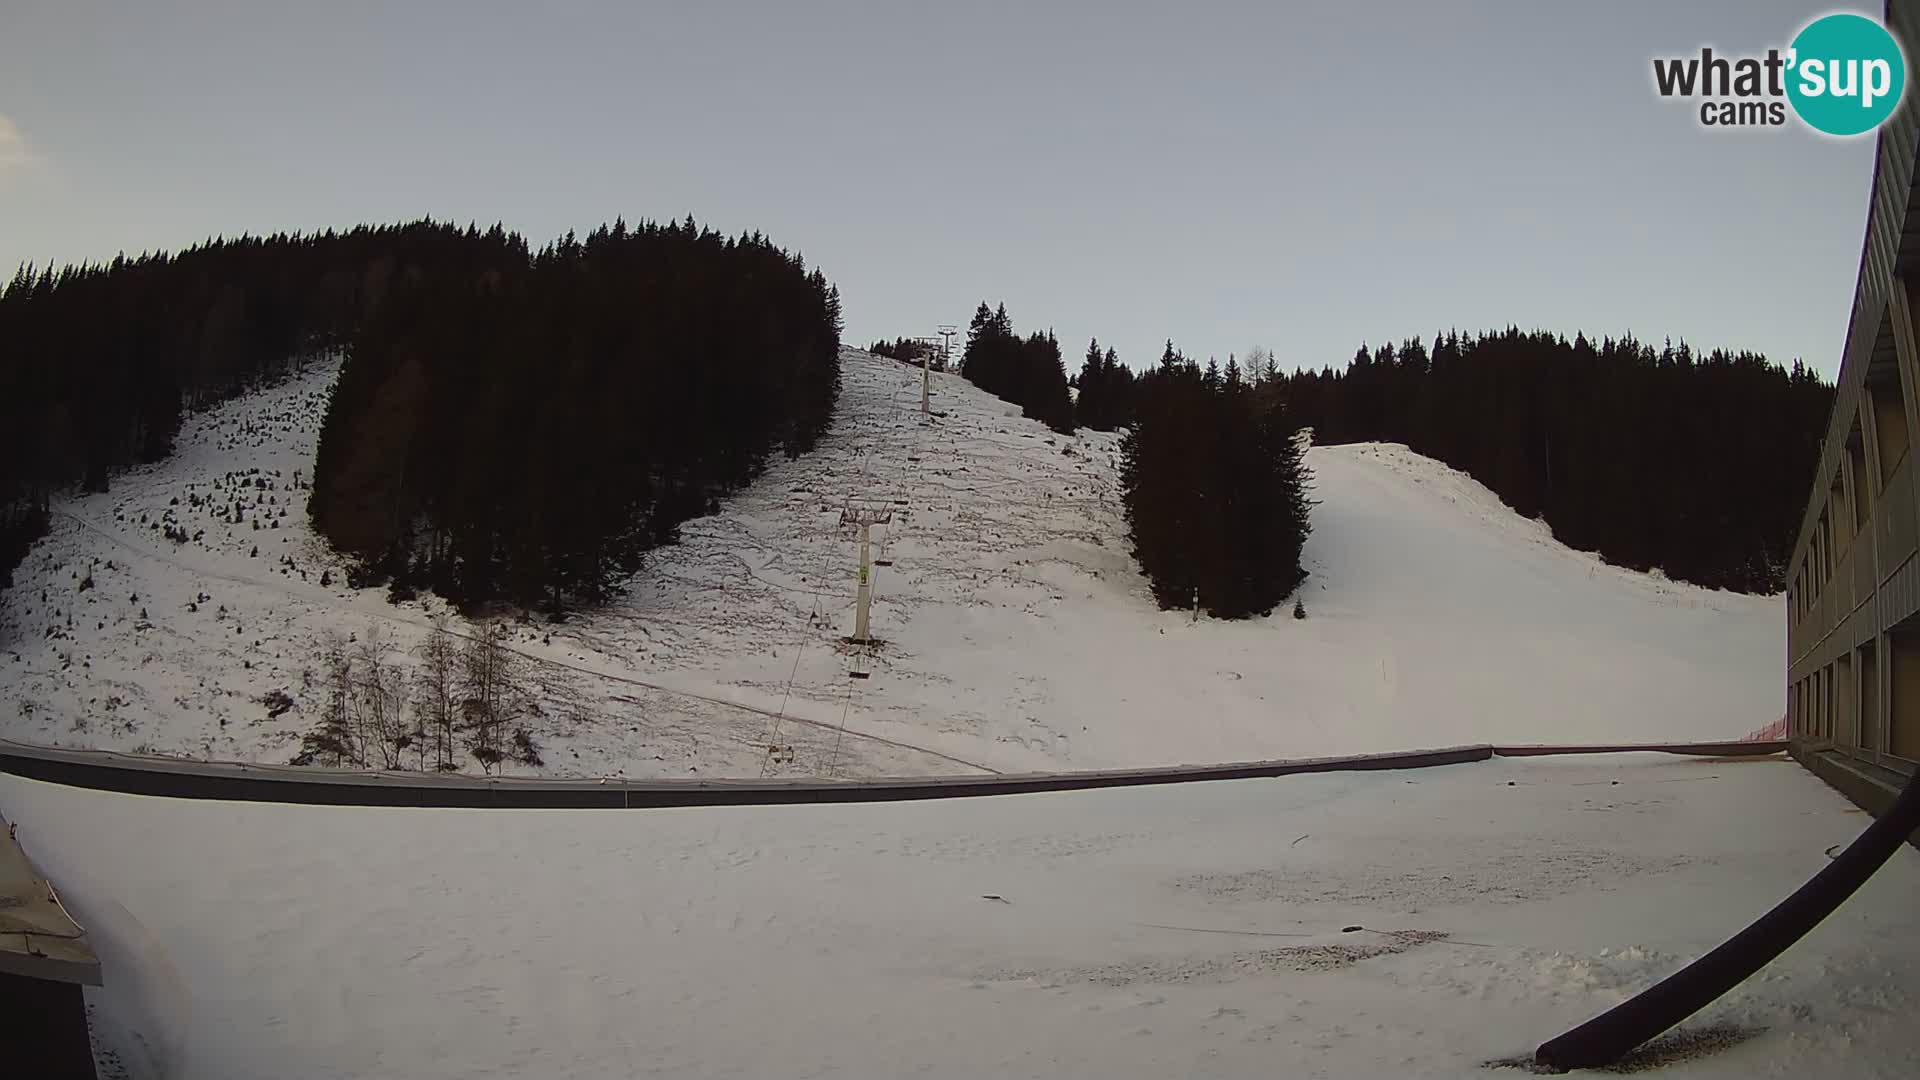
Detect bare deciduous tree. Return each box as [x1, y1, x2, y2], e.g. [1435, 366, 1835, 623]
[412, 615, 461, 772]
[1245, 346, 1277, 385]
[293, 631, 359, 767]
[459, 621, 523, 775]
[354, 624, 408, 769]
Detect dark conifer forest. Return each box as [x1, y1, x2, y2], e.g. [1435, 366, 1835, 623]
[867, 336, 945, 369]
[1073, 337, 1138, 431]
[1275, 329, 1832, 593]
[312, 219, 841, 611]
[1, 220, 1828, 619]
[0, 221, 507, 590]
[959, 303, 1075, 434]
[1121, 344, 1313, 618]
[0, 218, 842, 611]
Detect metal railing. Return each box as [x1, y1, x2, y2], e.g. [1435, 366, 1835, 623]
[0, 736, 1786, 809]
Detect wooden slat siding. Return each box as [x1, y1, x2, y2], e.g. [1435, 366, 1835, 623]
[1789, 0, 1920, 667]
[1880, 455, 1919, 584]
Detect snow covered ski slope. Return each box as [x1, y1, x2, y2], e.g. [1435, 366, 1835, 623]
[0, 349, 1782, 777]
[6, 753, 1914, 1078]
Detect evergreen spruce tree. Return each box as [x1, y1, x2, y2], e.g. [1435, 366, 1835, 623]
[1076, 337, 1105, 430]
[1121, 344, 1313, 618]
[1104, 347, 1135, 428]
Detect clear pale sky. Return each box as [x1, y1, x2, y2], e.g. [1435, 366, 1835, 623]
[0, 1, 1884, 376]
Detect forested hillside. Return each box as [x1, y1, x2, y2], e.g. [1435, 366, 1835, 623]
[310, 219, 842, 611]
[0, 348, 1786, 777]
[868, 336, 945, 368]
[958, 303, 1074, 434]
[0, 218, 841, 612]
[0, 222, 514, 588]
[1278, 329, 1832, 592]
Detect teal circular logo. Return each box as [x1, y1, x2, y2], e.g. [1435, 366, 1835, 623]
[1787, 13, 1907, 136]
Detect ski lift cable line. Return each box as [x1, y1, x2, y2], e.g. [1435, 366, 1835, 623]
[830, 360, 934, 777]
[758, 588, 821, 777]
[769, 359, 915, 777]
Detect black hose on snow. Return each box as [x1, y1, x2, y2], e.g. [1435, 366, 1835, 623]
[1535, 766, 1920, 1071]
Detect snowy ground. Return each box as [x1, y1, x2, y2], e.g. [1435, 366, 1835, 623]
[4, 753, 1914, 1078]
[0, 349, 1783, 778]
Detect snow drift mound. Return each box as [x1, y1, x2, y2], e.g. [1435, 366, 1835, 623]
[0, 349, 1780, 777]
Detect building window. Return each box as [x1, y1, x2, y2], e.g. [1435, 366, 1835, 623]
[1836, 654, 1854, 745]
[1860, 639, 1881, 754]
[1889, 621, 1920, 765]
[1869, 366, 1910, 488]
[1849, 431, 1873, 530]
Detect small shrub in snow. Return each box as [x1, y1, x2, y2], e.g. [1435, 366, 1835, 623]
[510, 727, 543, 767]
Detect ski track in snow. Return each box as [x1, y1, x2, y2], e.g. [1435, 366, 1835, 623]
[0, 349, 1783, 779]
